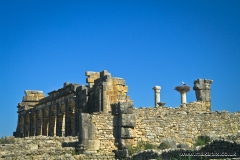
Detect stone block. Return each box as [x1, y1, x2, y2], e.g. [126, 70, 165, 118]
[111, 102, 134, 115]
[29, 144, 38, 150]
[85, 71, 100, 77]
[119, 102, 134, 114]
[123, 86, 128, 92]
[86, 77, 95, 83]
[112, 78, 126, 85]
[87, 140, 100, 151]
[100, 70, 110, 77]
[121, 114, 136, 127]
[121, 128, 136, 138]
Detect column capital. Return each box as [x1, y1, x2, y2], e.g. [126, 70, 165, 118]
[152, 86, 161, 92]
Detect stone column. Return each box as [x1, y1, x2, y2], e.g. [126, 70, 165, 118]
[62, 113, 65, 136]
[54, 117, 57, 136]
[77, 113, 100, 153]
[152, 86, 161, 107]
[193, 79, 213, 111]
[175, 86, 190, 105]
[181, 92, 186, 104]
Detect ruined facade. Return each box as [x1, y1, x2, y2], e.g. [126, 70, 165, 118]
[14, 70, 131, 138]
[13, 71, 240, 157]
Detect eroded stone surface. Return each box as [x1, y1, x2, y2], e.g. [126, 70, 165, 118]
[12, 70, 240, 159]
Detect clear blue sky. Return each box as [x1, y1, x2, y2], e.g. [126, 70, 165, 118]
[1, 0, 240, 137]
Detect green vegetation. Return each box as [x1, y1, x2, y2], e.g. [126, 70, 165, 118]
[127, 141, 158, 156]
[71, 149, 80, 155]
[194, 135, 211, 146]
[0, 136, 15, 144]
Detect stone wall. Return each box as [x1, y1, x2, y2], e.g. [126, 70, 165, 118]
[12, 70, 240, 159]
[0, 136, 115, 160]
[79, 70, 131, 113]
[91, 113, 117, 153]
[133, 103, 240, 147]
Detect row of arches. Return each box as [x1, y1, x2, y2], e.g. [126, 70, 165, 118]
[17, 99, 78, 137]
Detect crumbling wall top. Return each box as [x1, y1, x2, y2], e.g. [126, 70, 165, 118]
[22, 90, 45, 102]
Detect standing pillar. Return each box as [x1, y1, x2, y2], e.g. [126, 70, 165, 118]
[175, 86, 190, 105]
[193, 79, 213, 111]
[152, 86, 161, 107]
[62, 113, 65, 136]
[53, 117, 56, 136]
[181, 92, 187, 104]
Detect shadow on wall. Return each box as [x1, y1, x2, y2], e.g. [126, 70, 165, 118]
[132, 140, 240, 160]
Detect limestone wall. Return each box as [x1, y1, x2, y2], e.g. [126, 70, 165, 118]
[81, 70, 131, 113]
[91, 113, 117, 153]
[134, 103, 240, 147]
[0, 136, 77, 160]
[0, 136, 115, 160]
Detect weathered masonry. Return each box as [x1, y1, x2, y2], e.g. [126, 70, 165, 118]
[14, 70, 131, 137]
[14, 70, 240, 156]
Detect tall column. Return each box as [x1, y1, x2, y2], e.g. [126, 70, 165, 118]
[39, 120, 42, 136]
[181, 91, 187, 104]
[175, 86, 190, 105]
[152, 86, 161, 107]
[62, 113, 65, 136]
[193, 79, 213, 111]
[53, 117, 57, 136]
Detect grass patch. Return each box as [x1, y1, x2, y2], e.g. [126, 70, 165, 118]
[194, 135, 211, 146]
[71, 150, 80, 155]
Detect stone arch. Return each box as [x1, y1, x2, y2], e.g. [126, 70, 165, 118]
[60, 101, 65, 114]
[43, 107, 49, 136]
[57, 101, 66, 136]
[69, 98, 75, 114]
[51, 105, 57, 116]
[49, 105, 57, 136]
[44, 107, 49, 116]
[65, 98, 76, 136]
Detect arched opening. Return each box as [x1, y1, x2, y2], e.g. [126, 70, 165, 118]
[37, 109, 43, 136]
[57, 102, 65, 136]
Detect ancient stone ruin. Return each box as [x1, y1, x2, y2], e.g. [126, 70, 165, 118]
[12, 70, 240, 159]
